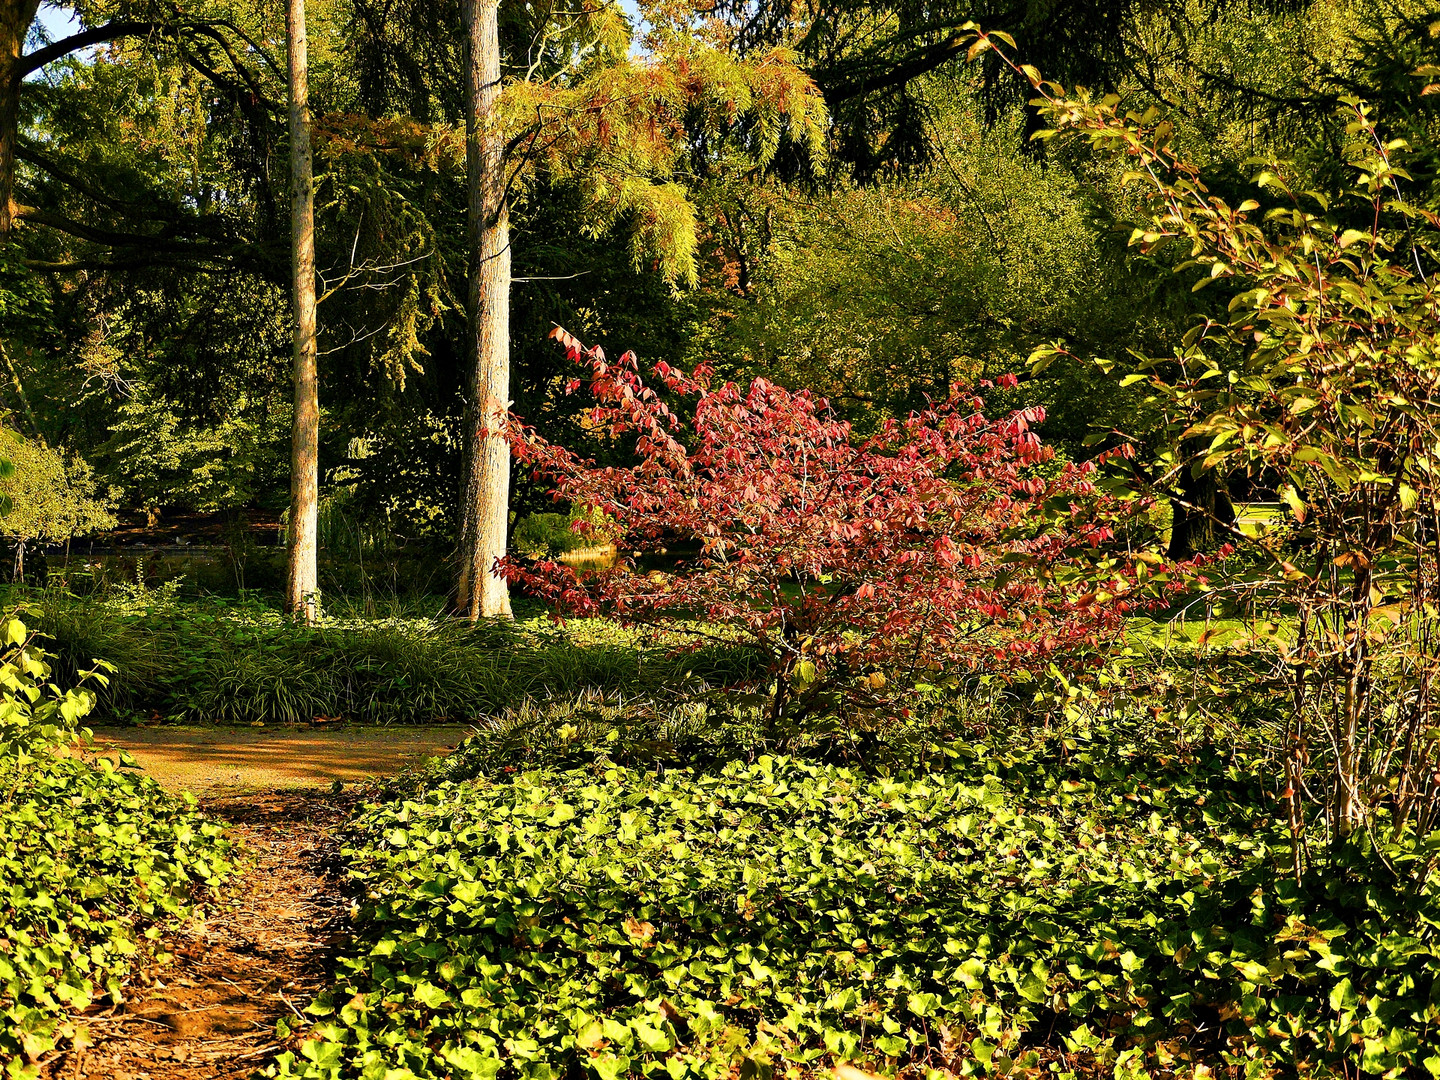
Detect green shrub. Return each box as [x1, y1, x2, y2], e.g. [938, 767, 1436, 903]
[417, 680, 975, 789]
[419, 691, 765, 783]
[512, 507, 615, 559]
[0, 432, 114, 577]
[512, 512, 569, 558]
[0, 616, 230, 1073]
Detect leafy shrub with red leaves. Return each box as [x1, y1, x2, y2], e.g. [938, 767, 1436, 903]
[504, 329, 1140, 726]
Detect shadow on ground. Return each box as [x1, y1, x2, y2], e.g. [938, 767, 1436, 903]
[41, 791, 354, 1080]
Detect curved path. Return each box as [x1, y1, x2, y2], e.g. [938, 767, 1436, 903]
[89, 724, 470, 794]
[40, 726, 468, 1080]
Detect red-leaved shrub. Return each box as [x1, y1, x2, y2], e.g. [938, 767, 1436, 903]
[504, 329, 1139, 725]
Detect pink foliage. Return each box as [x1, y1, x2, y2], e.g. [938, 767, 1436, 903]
[503, 328, 1139, 722]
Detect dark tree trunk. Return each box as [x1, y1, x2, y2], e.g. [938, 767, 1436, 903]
[284, 0, 320, 622]
[0, 0, 40, 244]
[1168, 461, 1236, 560]
[456, 0, 512, 620]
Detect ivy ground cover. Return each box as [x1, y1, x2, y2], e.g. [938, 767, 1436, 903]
[1, 755, 230, 1076]
[275, 731, 1440, 1080]
[0, 612, 232, 1077]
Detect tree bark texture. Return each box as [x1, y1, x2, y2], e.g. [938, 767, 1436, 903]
[1167, 457, 1236, 561]
[284, 0, 320, 622]
[456, 0, 512, 620]
[0, 0, 40, 244]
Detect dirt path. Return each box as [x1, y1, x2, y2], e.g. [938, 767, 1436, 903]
[90, 724, 470, 794]
[39, 728, 470, 1079]
[44, 791, 349, 1080]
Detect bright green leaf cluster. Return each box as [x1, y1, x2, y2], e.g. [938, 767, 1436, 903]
[270, 733, 1440, 1080]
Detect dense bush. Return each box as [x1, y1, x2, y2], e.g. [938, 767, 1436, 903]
[275, 724, 1440, 1080]
[512, 508, 616, 560]
[0, 432, 114, 580]
[0, 617, 230, 1074]
[1018, 40, 1440, 847]
[509, 330, 1149, 728]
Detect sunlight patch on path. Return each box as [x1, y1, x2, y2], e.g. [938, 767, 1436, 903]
[89, 725, 470, 794]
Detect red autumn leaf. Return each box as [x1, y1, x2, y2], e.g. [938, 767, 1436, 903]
[501, 331, 1153, 725]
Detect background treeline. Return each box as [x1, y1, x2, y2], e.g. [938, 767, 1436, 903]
[1, 0, 1436, 572]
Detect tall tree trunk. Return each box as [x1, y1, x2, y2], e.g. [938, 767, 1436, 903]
[284, 0, 320, 623]
[1168, 456, 1236, 561]
[0, 339, 41, 442]
[0, 0, 40, 244]
[456, 0, 512, 620]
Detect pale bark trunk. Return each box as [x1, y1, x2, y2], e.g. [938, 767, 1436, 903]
[284, 0, 320, 622]
[457, 0, 512, 620]
[0, 1, 41, 244]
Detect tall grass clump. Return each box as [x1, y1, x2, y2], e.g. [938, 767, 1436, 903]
[30, 591, 181, 719]
[14, 589, 757, 726]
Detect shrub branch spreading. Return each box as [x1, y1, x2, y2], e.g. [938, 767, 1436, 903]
[988, 24, 1440, 854]
[506, 330, 1142, 726]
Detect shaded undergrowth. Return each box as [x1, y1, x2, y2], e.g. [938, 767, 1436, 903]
[24, 590, 761, 726]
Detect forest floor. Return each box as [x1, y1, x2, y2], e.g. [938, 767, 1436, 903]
[38, 728, 466, 1079]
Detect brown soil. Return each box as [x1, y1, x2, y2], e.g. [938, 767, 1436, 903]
[90, 725, 470, 795]
[36, 728, 468, 1079]
[42, 791, 351, 1080]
